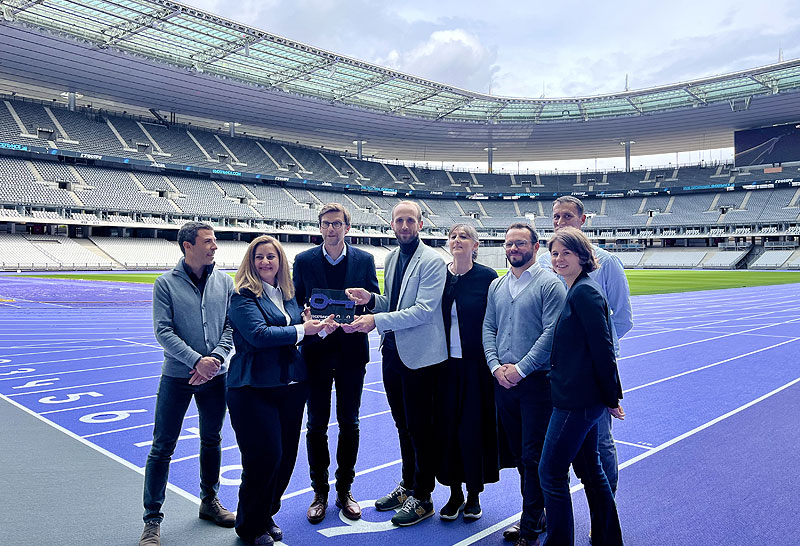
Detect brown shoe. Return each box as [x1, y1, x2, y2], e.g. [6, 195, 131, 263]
[307, 493, 327, 523]
[503, 522, 521, 541]
[335, 491, 362, 520]
[139, 521, 160, 546]
[199, 497, 235, 528]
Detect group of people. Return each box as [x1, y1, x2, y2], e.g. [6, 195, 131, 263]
[138, 195, 632, 546]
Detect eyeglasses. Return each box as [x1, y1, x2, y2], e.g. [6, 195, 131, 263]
[321, 221, 344, 229]
[504, 240, 532, 249]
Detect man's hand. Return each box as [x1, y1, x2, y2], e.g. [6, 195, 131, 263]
[345, 288, 371, 305]
[190, 356, 220, 385]
[494, 364, 517, 389]
[320, 314, 339, 335]
[609, 404, 626, 420]
[342, 314, 375, 333]
[503, 366, 522, 386]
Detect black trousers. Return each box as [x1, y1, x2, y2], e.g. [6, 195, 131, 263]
[382, 345, 441, 500]
[227, 383, 308, 543]
[495, 372, 553, 541]
[305, 359, 366, 496]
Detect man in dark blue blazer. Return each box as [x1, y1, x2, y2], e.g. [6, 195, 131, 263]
[293, 203, 379, 524]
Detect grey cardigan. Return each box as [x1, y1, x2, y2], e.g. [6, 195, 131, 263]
[482, 264, 566, 377]
[152, 259, 235, 378]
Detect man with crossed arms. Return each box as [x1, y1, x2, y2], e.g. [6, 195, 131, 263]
[484, 222, 566, 546]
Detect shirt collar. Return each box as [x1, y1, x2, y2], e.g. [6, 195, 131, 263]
[262, 281, 282, 299]
[508, 262, 538, 281]
[322, 243, 347, 265]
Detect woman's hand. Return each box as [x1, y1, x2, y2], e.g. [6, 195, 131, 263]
[304, 314, 338, 335]
[609, 405, 626, 420]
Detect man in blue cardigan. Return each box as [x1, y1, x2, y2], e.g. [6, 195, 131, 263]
[483, 223, 566, 546]
[139, 222, 235, 546]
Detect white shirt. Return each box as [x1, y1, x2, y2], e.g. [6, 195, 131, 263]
[262, 282, 304, 344]
[507, 262, 538, 299]
[449, 301, 462, 358]
[322, 243, 347, 265]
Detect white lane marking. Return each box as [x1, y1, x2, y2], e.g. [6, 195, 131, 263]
[624, 338, 800, 393]
[454, 375, 800, 546]
[117, 339, 162, 349]
[281, 459, 403, 501]
[364, 388, 387, 395]
[40, 395, 156, 415]
[619, 317, 800, 361]
[0, 393, 200, 505]
[614, 440, 655, 450]
[5, 373, 162, 396]
[0, 350, 160, 371]
[82, 414, 199, 439]
[0, 345, 133, 358]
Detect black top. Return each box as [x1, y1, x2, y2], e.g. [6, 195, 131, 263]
[322, 253, 348, 289]
[183, 262, 214, 295]
[292, 244, 380, 367]
[442, 262, 498, 359]
[549, 271, 623, 410]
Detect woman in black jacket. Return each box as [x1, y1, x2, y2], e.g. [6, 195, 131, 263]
[227, 235, 334, 546]
[437, 224, 499, 521]
[539, 227, 625, 546]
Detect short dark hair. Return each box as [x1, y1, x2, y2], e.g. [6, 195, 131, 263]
[553, 195, 585, 216]
[318, 202, 351, 225]
[547, 226, 598, 274]
[505, 222, 539, 245]
[177, 221, 214, 255]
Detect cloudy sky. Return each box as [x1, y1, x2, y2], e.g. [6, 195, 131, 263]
[185, 0, 800, 169]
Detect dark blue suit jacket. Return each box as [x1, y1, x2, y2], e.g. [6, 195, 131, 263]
[292, 244, 379, 367]
[549, 272, 623, 410]
[227, 287, 307, 388]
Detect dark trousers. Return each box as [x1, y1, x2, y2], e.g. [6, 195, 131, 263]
[382, 345, 440, 500]
[539, 405, 623, 546]
[494, 372, 553, 540]
[305, 360, 366, 496]
[143, 373, 227, 523]
[227, 383, 308, 543]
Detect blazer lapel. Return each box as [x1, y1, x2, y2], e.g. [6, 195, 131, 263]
[256, 293, 286, 325]
[343, 244, 359, 288]
[310, 246, 328, 290]
[383, 250, 398, 296]
[397, 243, 424, 304]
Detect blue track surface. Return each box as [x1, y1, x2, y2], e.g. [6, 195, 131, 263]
[1, 276, 799, 545]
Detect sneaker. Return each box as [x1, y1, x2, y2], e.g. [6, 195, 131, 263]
[375, 484, 411, 511]
[199, 497, 235, 528]
[439, 493, 465, 521]
[139, 521, 160, 546]
[391, 496, 434, 526]
[463, 496, 482, 520]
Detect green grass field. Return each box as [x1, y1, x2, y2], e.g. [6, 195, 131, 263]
[17, 269, 799, 296]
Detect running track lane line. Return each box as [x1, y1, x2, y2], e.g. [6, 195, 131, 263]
[452, 374, 800, 546]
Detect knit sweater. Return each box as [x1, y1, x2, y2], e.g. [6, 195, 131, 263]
[482, 264, 566, 377]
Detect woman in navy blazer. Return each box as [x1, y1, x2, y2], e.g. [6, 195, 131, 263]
[227, 235, 334, 546]
[539, 227, 625, 546]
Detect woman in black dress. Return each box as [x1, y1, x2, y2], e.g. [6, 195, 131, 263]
[539, 227, 625, 546]
[437, 223, 499, 521]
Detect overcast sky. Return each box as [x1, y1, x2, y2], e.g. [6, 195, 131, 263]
[184, 0, 800, 169]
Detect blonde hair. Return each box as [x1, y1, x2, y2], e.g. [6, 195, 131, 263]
[234, 235, 295, 299]
[448, 223, 480, 261]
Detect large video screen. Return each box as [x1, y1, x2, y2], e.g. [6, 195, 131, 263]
[734, 122, 800, 167]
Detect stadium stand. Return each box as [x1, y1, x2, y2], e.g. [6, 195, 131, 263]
[90, 237, 182, 269]
[750, 250, 794, 269]
[643, 250, 707, 268]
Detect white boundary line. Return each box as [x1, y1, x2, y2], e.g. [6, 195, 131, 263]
[453, 375, 800, 546]
[0, 393, 201, 505]
[1, 364, 162, 388]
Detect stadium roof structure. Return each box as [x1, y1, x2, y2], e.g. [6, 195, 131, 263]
[2, 0, 800, 162]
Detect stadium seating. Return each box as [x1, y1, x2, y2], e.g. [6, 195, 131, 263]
[750, 250, 793, 269]
[643, 250, 707, 268]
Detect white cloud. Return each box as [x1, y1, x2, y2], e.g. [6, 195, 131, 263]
[376, 29, 498, 92]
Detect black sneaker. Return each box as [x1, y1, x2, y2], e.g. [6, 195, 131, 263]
[375, 484, 411, 511]
[463, 496, 482, 520]
[391, 496, 434, 526]
[439, 493, 465, 521]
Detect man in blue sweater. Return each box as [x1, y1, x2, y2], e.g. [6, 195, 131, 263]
[483, 223, 566, 546]
[139, 222, 235, 546]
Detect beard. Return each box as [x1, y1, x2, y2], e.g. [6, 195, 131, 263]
[507, 248, 534, 267]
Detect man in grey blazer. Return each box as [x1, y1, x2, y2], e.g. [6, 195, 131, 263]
[345, 200, 447, 527]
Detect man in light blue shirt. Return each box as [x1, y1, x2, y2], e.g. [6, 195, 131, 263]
[483, 222, 566, 545]
[537, 196, 633, 498]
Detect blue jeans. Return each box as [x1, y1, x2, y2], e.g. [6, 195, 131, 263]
[539, 405, 623, 546]
[143, 374, 227, 523]
[597, 410, 618, 494]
